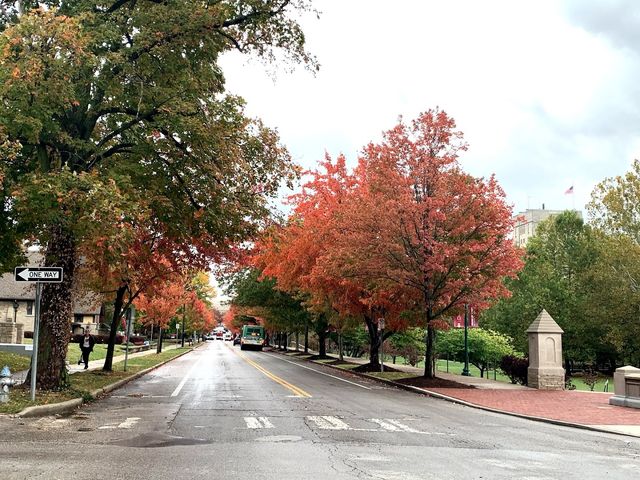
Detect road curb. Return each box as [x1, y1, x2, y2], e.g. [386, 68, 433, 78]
[296, 356, 640, 439]
[14, 344, 203, 418]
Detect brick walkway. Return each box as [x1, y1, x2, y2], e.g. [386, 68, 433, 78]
[428, 388, 640, 426]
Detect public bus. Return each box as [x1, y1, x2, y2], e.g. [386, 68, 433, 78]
[240, 325, 265, 351]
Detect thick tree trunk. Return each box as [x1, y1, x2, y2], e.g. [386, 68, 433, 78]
[103, 285, 127, 371]
[423, 323, 436, 378]
[304, 319, 309, 354]
[156, 328, 163, 353]
[317, 331, 327, 357]
[295, 331, 299, 351]
[365, 317, 381, 369]
[28, 225, 76, 390]
[338, 332, 343, 361]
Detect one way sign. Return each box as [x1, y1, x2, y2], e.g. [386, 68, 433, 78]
[14, 267, 63, 283]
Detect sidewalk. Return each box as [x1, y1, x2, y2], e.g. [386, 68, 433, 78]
[316, 352, 640, 438]
[14, 343, 182, 383]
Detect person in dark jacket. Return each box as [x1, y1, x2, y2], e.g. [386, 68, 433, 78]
[78, 330, 96, 369]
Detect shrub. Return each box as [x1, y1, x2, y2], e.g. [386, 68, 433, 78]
[500, 355, 528, 385]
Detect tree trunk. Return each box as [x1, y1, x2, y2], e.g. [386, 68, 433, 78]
[304, 319, 309, 354]
[28, 225, 76, 390]
[423, 323, 436, 378]
[157, 328, 163, 353]
[365, 317, 381, 369]
[338, 332, 343, 361]
[317, 331, 327, 357]
[295, 331, 299, 351]
[103, 285, 127, 371]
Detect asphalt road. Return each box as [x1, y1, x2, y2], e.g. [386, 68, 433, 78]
[1, 341, 639, 480]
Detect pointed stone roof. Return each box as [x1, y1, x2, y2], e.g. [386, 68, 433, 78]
[526, 309, 564, 334]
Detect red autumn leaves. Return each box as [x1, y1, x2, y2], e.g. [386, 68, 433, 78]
[254, 109, 523, 377]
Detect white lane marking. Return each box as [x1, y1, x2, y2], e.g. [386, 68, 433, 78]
[244, 417, 275, 429]
[307, 416, 350, 430]
[369, 418, 448, 435]
[263, 353, 372, 390]
[171, 359, 201, 397]
[370, 418, 402, 431]
[98, 417, 140, 430]
[118, 417, 140, 429]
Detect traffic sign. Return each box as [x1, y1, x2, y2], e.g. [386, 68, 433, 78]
[14, 267, 63, 283]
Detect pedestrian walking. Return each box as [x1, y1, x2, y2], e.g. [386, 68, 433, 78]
[78, 329, 96, 370]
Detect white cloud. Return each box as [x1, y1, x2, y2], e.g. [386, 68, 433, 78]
[220, 0, 640, 218]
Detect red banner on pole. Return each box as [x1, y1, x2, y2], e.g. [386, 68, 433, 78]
[453, 306, 478, 328]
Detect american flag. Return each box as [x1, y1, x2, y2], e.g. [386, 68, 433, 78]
[565, 185, 574, 194]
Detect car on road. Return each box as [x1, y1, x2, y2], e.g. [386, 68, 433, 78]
[215, 331, 224, 340]
[223, 332, 232, 341]
[233, 335, 241, 346]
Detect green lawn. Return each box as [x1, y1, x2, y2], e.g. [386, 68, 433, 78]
[0, 347, 191, 414]
[0, 351, 31, 372]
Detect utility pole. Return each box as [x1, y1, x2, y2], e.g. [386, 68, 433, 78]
[462, 304, 471, 376]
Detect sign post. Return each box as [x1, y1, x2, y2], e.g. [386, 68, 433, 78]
[15, 267, 63, 400]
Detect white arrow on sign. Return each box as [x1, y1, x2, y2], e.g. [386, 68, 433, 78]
[17, 269, 30, 281]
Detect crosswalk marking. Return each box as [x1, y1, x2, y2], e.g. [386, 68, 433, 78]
[98, 417, 140, 430]
[370, 418, 420, 433]
[244, 417, 275, 429]
[307, 415, 350, 430]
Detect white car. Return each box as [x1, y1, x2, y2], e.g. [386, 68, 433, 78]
[223, 332, 232, 341]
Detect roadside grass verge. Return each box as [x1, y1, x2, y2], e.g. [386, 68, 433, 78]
[0, 351, 31, 372]
[0, 347, 191, 415]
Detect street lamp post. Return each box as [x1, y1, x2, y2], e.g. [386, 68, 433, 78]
[462, 303, 471, 376]
[378, 318, 385, 373]
[181, 304, 186, 348]
[12, 300, 18, 323]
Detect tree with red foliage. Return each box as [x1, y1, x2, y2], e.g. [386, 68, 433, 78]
[322, 109, 523, 377]
[256, 156, 414, 365]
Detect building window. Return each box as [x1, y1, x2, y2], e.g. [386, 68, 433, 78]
[26, 301, 34, 316]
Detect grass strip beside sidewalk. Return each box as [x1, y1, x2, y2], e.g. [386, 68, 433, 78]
[0, 347, 191, 415]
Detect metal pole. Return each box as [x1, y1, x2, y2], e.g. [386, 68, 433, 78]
[462, 303, 471, 376]
[380, 329, 384, 373]
[30, 282, 42, 401]
[181, 304, 185, 348]
[124, 309, 132, 372]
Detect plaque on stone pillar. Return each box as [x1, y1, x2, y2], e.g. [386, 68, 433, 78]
[527, 309, 565, 390]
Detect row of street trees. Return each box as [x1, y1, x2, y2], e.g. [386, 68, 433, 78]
[0, 1, 315, 390]
[241, 109, 523, 378]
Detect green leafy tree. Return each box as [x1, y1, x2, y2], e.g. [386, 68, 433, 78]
[0, 2, 314, 389]
[436, 328, 517, 378]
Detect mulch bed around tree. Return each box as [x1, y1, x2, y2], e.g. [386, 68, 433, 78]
[352, 363, 403, 373]
[306, 354, 334, 361]
[325, 359, 354, 366]
[396, 376, 476, 389]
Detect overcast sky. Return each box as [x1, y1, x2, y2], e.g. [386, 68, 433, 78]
[220, 0, 640, 217]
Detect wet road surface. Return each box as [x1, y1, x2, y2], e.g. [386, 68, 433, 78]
[1, 341, 639, 479]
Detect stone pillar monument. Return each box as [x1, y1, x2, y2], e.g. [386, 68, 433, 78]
[527, 309, 565, 390]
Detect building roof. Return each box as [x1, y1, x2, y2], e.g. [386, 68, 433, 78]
[0, 252, 101, 315]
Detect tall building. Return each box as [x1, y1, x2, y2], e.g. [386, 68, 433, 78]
[513, 207, 582, 248]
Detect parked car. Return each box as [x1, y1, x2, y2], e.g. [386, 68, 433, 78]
[233, 335, 241, 346]
[223, 332, 232, 341]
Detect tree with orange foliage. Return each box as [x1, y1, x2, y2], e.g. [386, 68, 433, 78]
[255, 156, 413, 366]
[321, 109, 523, 377]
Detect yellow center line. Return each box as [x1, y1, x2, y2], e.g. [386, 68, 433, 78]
[229, 345, 312, 398]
